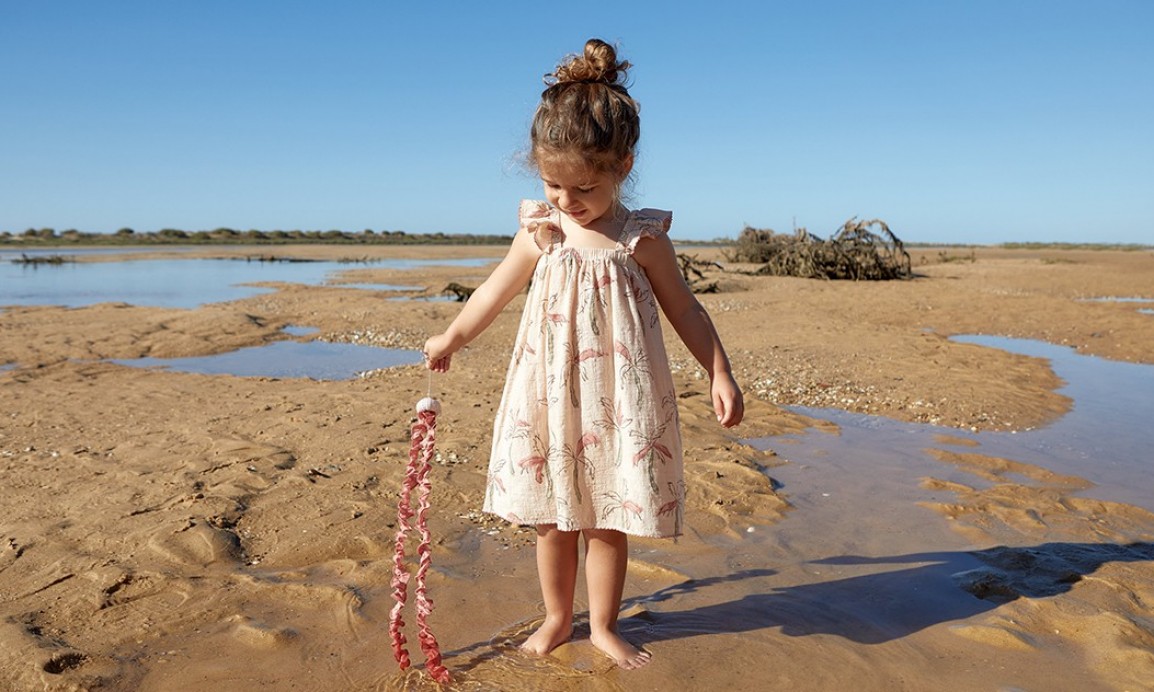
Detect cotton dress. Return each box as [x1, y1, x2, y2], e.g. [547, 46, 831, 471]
[483, 200, 685, 538]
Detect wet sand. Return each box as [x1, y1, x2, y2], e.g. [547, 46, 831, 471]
[1, 245, 1153, 690]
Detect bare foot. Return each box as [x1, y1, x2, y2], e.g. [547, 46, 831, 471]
[590, 630, 652, 670]
[520, 618, 573, 656]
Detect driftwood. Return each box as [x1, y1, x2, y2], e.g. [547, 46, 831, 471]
[441, 282, 475, 302]
[726, 218, 912, 281]
[242, 255, 317, 263]
[676, 253, 721, 293]
[12, 254, 72, 265]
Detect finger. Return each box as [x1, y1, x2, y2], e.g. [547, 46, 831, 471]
[719, 402, 734, 427]
[718, 396, 743, 428]
[726, 398, 745, 428]
[713, 392, 726, 424]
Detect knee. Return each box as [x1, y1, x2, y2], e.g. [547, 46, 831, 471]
[582, 528, 627, 546]
[537, 524, 579, 544]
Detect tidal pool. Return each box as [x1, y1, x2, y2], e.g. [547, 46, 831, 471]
[752, 335, 1154, 515]
[110, 339, 422, 380]
[0, 253, 492, 309]
[703, 334, 1154, 651]
[1080, 296, 1154, 303]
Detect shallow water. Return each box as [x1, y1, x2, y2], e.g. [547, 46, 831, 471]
[0, 247, 201, 260]
[753, 335, 1154, 515]
[1079, 295, 1154, 317]
[0, 253, 491, 309]
[281, 325, 321, 337]
[110, 339, 422, 380]
[1080, 296, 1154, 303]
[668, 334, 1154, 661]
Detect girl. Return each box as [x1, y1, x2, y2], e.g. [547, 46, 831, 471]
[424, 38, 743, 670]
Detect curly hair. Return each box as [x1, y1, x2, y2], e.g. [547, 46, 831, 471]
[530, 39, 641, 179]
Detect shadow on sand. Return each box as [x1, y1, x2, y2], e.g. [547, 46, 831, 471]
[622, 542, 1154, 646]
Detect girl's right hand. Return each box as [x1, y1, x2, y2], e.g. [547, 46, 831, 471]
[423, 334, 454, 373]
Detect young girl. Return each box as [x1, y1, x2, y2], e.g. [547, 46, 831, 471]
[423, 38, 743, 670]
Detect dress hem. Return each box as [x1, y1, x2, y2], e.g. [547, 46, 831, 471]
[484, 509, 682, 540]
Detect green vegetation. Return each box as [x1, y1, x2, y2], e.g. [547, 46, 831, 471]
[0, 227, 514, 247]
[999, 241, 1151, 251]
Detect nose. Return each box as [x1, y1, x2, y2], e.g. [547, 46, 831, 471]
[556, 189, 572, 209]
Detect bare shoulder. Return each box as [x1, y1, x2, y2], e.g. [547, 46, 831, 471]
[630, 231, 677, 270]
[500, 222, 545, 269]
[474, 223, 542, 300]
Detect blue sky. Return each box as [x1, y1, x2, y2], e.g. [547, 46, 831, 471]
[2, 1, 1151, 244]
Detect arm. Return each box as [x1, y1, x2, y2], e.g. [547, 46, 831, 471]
[424, 229, 540, 372]
[633, 235, 744, 427]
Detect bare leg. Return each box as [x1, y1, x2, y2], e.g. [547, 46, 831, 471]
[521, 524, 578, 656]
[583, 529, 651, 669]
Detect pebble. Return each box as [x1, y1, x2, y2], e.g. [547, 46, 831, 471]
[669, 349, 1021, 431]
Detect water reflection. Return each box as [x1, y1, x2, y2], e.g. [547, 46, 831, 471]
[753, 336, 1154, 514]
[1, 254, 492, 309]
[110, 340, 421, 380]
[1078, 297, 1154, 317]
[0, 247, 201, 261]
[1079, 296, 1154, 303]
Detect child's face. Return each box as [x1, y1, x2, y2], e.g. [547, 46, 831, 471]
[538, 159, 622, 228]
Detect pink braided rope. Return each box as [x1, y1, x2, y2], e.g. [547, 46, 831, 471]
[389, 406, 451, 684]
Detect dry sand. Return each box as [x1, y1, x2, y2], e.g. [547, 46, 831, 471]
[1, 245, 1152, 690]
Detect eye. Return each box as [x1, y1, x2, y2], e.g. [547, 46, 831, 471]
[577, 186, 595, 194]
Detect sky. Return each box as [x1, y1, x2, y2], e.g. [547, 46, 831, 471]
[1, 1, 1151, 245]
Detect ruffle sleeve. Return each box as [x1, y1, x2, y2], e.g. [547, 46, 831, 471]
[519, 199, 563, 253]
[623, 208, 673, 254]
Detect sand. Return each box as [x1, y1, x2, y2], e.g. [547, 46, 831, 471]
[1, 244, 1152, 690]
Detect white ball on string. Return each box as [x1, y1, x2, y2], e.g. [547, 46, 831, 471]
[416, 397, 441, 415]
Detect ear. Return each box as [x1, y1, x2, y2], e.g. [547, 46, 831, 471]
[617, 153, 634, 181]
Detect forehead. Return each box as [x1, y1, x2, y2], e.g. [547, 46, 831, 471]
[538, 159, 609, 185]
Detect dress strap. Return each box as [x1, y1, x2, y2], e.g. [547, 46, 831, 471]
[519, 199, 563, 253]
[620, 208, 674, 254]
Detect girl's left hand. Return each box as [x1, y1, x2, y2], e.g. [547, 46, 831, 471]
[711, 373, 744, 428]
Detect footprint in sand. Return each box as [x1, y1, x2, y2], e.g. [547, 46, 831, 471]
[42, 651, 88, 674]
[0, 620, 90, 685]
[100, 571, 190, 610]
[148, 519, 243, 567]
[203, 438, 297, 473]
[229, 616, 300, 650]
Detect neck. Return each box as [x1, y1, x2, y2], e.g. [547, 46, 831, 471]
[559, 205, 628, 244]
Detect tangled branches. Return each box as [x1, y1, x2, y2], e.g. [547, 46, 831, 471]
[677, 253, 722, 293]
[726, 218, 912, 281]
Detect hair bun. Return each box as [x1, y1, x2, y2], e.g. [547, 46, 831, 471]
[547, 38, 631, 86]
